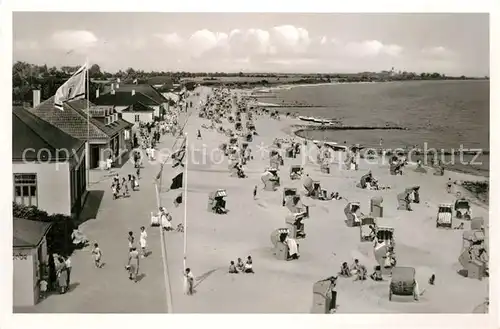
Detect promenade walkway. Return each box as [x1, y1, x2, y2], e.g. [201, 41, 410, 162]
[15, 93, 200, 313]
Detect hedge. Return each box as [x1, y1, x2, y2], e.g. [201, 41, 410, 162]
[13, 202, 75, 256]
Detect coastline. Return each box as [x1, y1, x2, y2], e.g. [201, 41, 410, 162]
[163, 86, 489, 313]
[248, 82, 490, 179]
[286, 124, 489, 207]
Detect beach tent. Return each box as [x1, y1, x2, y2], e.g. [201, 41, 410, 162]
[397, 190, 412, 211]
[370, 196, 384, 217]
[270, 228, 299, 261]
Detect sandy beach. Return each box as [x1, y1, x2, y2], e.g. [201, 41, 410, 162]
[160, 86, 489, 313]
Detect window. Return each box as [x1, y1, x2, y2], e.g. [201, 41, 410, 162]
[13, 173, 38, 207]
[135, 114, 140, 122]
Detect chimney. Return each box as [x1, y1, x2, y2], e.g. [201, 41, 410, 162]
[111, 89, 116, 95]
[96, 88, 100, 99]
[32, 90, 41, 108]
[131, 89, 136, 96]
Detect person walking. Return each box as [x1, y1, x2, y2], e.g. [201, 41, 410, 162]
[57, 257, 68, 294]
[126, 247, 140, 282]
[139, 226, 148, 258]
[253, 185, 258, 200]
[92, 243, 103, 268]
[128, 231, 135, 252]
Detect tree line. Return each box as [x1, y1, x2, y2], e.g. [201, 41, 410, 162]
[12, 61, 487, 105]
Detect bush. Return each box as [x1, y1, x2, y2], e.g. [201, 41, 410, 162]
[462, 180, 489, 203]
[13, 202, 76, 256]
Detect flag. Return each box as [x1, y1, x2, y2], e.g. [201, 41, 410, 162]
[171, 138, 186, 168]
[170, 172, 183, 190]
[174, 193, 183, 206]
[54, 64, 87, 110]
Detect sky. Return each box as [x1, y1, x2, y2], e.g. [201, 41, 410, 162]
[12, 12, 489, 75]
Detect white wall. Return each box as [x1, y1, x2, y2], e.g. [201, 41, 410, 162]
[121, 112, 154, 127]
[12, 162, 71, 216]
[13, 249, 35, 306]
[152, 105, 160, 118]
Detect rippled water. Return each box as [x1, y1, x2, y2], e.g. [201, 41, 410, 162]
[269, 80, 490, 176]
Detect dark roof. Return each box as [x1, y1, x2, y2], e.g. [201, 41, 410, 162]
[13, 107, 85, 161]
[67, 99, 134, 137]
[29, 97, 133, 141]
[95, 84, 168, 106]
[122, 102, 155, 113]
[13, 218, 53, 248]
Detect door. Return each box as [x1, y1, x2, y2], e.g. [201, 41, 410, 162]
[90, 145, 100, 169]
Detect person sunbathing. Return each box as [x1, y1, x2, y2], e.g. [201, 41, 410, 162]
[370, 266, 383, 281]
[228, 261, 239, 274]
[369, 225, 377, 241]
[330, 192, 342, 200]
[350, 259, 361, 275]
[354, 265, 367, 281]
[339, 262, 351, 277]
[244, 256, 255, 273]
[236, 258, 245, 272]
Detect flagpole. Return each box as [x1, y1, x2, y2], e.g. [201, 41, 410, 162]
[86, 58, 90, 188]
[183, 132, 188, 272]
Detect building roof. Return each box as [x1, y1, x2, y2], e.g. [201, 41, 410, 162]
[122, 102, 155, 113]
[13, 107, 85, 161]
[13, 218, 53, 248]
[163, 92, 180, 103]
[67, 99, 134, 136]
[29, 96, 133, 141]
[96, 84, 168, 106]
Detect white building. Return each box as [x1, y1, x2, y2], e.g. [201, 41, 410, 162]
[121, 101, 155, 127]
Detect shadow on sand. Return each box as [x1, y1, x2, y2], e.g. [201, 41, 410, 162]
[76, 190, 105, 225]
[194, 268, 221, 289]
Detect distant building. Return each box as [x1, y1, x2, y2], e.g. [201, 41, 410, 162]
[121, 101, 155, 127]
[13, 218, 53, 307]
[29, 95, 134, 170]
[94, 83, 169, 118]
[13, 107, 87, 217]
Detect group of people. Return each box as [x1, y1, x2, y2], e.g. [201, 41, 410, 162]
[228, 256, 254, 274]
[125, 227, 149, 282]
[111, 173, 139, 200]
[339, 259, 367, 281]
[40, 255, 73, 298]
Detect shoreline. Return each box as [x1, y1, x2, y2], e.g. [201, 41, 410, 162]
[248, 84, 490, 179]
[287, 124, 489, 180]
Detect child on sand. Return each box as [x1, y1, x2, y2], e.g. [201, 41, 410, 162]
[92, 243, 102, 268]
[39, 278, 48, 299]
[228, 261, 238, 274]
